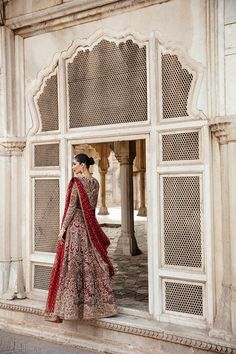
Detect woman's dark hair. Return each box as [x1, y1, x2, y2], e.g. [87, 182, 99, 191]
[74, 153, 95, 168]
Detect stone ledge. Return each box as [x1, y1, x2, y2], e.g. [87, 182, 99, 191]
[5, 0, 170, 38]
[0, 299, 235, 353]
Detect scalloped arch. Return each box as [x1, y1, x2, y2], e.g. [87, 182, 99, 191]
[27, 28, 206, 137]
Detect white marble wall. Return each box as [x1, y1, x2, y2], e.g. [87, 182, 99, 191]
[1, 0, 236, 340]
[225, 1, 236, 116]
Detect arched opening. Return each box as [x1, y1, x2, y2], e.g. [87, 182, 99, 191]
[72, 139, 148, 312]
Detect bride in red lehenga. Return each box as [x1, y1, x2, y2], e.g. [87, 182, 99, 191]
[44, 153, 117, 322]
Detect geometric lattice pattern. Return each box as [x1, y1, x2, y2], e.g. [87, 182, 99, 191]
[34, 179, 60, 253]
[162, 131, 199, 161]
[34, 144, 60, 167]
[162, 54, 193, 119]
[34, 265, 52, 290]
[162, 176, 202, 268]
[164, 281, 203, 316]
[37, 73, 59, 131]
[68, 39, 147, 128]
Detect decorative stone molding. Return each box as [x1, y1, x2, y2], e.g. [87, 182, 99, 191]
[0, 300, 234, 354]
[210, 117, 232, 145]
[89, 320, 235, 354]
[0, 301, 43, 316]
[0, 139, 26, 156]
[6, 0, 170, 38]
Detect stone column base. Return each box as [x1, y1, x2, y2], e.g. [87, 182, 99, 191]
[137, 206, 147, 217]
[98, 206, 109, 215]
[209, 286, 232, 341]
[115, 231, 142, 256]
[0, 262, 10, 298]
[1, 260, 26, 300]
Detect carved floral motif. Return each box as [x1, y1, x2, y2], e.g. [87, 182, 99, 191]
[210, 118, 232, 145]
[0, 140, 26, 155]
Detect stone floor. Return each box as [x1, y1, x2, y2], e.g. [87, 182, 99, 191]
[0, 330, 99, 354]
[98, 208, 148, 312]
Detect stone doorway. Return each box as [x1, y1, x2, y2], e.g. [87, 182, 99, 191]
[73, 139, 148, 312]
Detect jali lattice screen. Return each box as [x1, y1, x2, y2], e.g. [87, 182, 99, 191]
[161, 131, 200, 161]
[162, 53, 193, 119]
[34, 265, 52, 290]
[67, 39, 147, 128]
[37, 73, 59, 131]
[34, 143, 60, 167]
[164, 280, 203, 317]
[162, 175, 202, 268]
[34, 179, 60, 253]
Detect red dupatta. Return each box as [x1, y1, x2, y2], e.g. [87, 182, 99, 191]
[45, 177, 114, 316]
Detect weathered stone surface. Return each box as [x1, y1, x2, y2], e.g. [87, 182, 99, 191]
[0, 329, 96, 354]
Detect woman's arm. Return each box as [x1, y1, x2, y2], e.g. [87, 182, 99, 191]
[58, 183, 78, 242]
[89, 179, 99, 210]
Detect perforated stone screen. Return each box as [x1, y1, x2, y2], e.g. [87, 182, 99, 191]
[34, 179, 60, 253]
[34, 265, 52, 290]
[162, 53, 193, 119]
[37, 73, 59, 131]
[162, 131, 199, 161]
[162, 176, 202, 268]
[164, 281, 203, 316]
[34, 144, 60, 167]
[67, 39, 147, 128]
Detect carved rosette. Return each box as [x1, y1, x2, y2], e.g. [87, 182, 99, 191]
[0, 140, 26, 156]
[210, 118, 231, 145]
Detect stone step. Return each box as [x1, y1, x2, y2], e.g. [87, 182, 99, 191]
[0, 299, 235, 354]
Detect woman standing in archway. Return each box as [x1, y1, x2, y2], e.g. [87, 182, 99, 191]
[44, 153, 117, 322]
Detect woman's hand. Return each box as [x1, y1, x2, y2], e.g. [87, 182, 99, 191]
[58, 227, 66, 244]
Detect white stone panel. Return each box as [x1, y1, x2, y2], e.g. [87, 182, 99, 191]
[6, 0, 62, 19]
[225, 0, 236, 21]
[225, 23, 236, 50]
[225, 54, 236, 115]
[0, 263, 10, 297]
[24, 0, 206, 80]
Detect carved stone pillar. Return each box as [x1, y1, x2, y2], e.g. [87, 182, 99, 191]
[210, 118, 232, 338]
[0, 27, 26, 299]
[137, 170, 147, 216]
[228, 124, 236, 336]
[98, 170, 109, 215]
[133, 171, 139, 210]
[0, 139, 26, 299]
[92, 143, 110, 216]
[0, 150, 11, 298]
[114, 141, 142, 256]
[135, 140, 147, 217]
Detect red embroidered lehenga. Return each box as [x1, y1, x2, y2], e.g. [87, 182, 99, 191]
[44, 176, 118, 321]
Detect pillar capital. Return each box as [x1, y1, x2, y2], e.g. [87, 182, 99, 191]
[98, 156, 109, 172]
[0, 138, 26, 156]
[113, 141, 136, 165]
[210, 117, 232, 145]
[115, 155, 134, 165]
